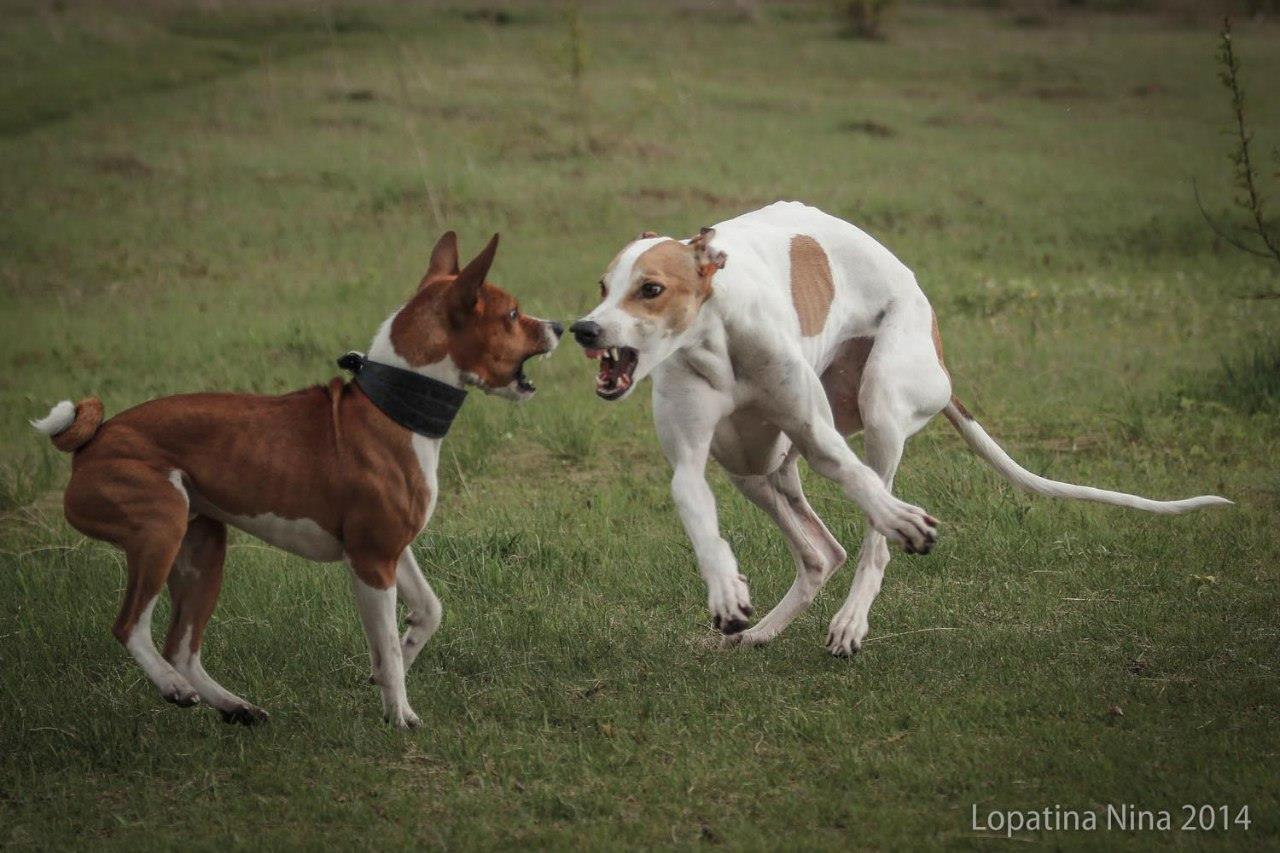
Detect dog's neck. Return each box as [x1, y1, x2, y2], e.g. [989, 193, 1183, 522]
[366, 310, 465, 389]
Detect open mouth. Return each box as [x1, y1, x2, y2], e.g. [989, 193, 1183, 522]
[585, 346, 639, 400]
[515, 355, 538, 394]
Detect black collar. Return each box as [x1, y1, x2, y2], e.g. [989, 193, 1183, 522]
[338, 351, 466, 439]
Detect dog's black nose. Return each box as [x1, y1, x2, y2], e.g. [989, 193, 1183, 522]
[549, 320, 565, 338]
[570, 320, 601, 347]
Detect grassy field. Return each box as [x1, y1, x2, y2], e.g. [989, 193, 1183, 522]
[2, 1, 1279, 848]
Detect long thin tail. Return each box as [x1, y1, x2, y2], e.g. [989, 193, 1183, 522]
[31, 397, 104, 453]
[942, 396, 1232, 514]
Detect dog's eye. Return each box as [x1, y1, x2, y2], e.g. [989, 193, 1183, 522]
[599, 280, 607, 298]
[507, 308, 518, 321]
[639, 282, 665, 299]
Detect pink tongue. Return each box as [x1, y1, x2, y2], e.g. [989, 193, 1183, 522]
[585, 348, 603, 359]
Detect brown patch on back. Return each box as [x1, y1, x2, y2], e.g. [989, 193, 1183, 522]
[622, 240, 712, 334]
[789, 236, 834, 336]
[820, 336, 874, 435]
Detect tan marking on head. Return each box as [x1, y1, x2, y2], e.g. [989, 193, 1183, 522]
[789, 235, 834, 336]
[621, 239, 712, 333]
[601, 232, 661, 293]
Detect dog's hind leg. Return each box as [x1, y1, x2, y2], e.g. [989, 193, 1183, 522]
[826, 322, 950, 656]
[726, 454, 847, 647]
[163, 516, 267, 725]
[66, 462, 200, 706]
[396, 547, 442, 674]
[824, 419, 904, 656]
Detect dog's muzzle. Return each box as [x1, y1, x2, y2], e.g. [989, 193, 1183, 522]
[570, 320, 601, 348]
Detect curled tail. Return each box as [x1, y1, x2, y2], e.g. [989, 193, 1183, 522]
[942, 396, 1232, 515]
[31, 398, 104, 452]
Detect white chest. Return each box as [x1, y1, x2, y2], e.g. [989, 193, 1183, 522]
[411, 433, 441, 531]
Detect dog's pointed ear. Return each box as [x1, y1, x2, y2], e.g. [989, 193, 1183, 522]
[690, 226, 727, 276]
[451, 233, 499, 311]
[421, 231, 460, 287]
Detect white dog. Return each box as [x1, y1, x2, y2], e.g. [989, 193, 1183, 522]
[569, 202, 1230, 656]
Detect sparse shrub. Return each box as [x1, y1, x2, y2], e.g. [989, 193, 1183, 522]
[1213, 340, 1280, 414]
[1196, 17, 1280, 276]
[564, 0, 590, 153]
[836, 0, 897, 39]
[565, 0, 587, 84]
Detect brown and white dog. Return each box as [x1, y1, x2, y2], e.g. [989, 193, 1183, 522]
[31, 232, 561, 727]
[570, 202, 1230, 656]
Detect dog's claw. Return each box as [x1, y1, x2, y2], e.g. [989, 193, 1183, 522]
[220, 705, 269, 726]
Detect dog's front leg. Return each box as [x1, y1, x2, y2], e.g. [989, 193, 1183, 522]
[346, 555, 420, 729]
[397, 547, 442, 674]
[767, 363, 938, 555]
[656, 385, 752, 634]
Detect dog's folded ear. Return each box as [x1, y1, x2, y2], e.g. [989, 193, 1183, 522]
[690, 226, 727, 276]
[422, 231, 461, 288]
[450, 233, 500, 314]
[636, 230, 658, 240]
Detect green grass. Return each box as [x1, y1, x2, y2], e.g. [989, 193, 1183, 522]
[2, 1, 1279, 848]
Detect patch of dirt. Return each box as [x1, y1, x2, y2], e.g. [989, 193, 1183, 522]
[92, 154, 152, 178]
[418, 103, 493, 122]
[1131, 83, 1167, 98]
[1028, 85, 1095, 101]
[841, 119, 896, 138]
[923, 112, 1004, 129]
[328, 88, 377, 103]
[461, 8, 514, 25]
[309, 115, 383, 131]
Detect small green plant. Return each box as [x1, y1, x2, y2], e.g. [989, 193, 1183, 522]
[563, 0, 591, 153]
[836, 0, 897, 40]
[1214, 340, 1280, 414]
[1196, 17, 1280, 275]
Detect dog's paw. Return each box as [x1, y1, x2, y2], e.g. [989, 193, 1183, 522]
[220, 704, 269, 726]
[161, 684, 200, 708]
[826, 610, 868, 657]
[385, 706, 422, 730]
[869, 496, 938, 555]
[721, 625, 775, 650]
[707, 573, 753, 635]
